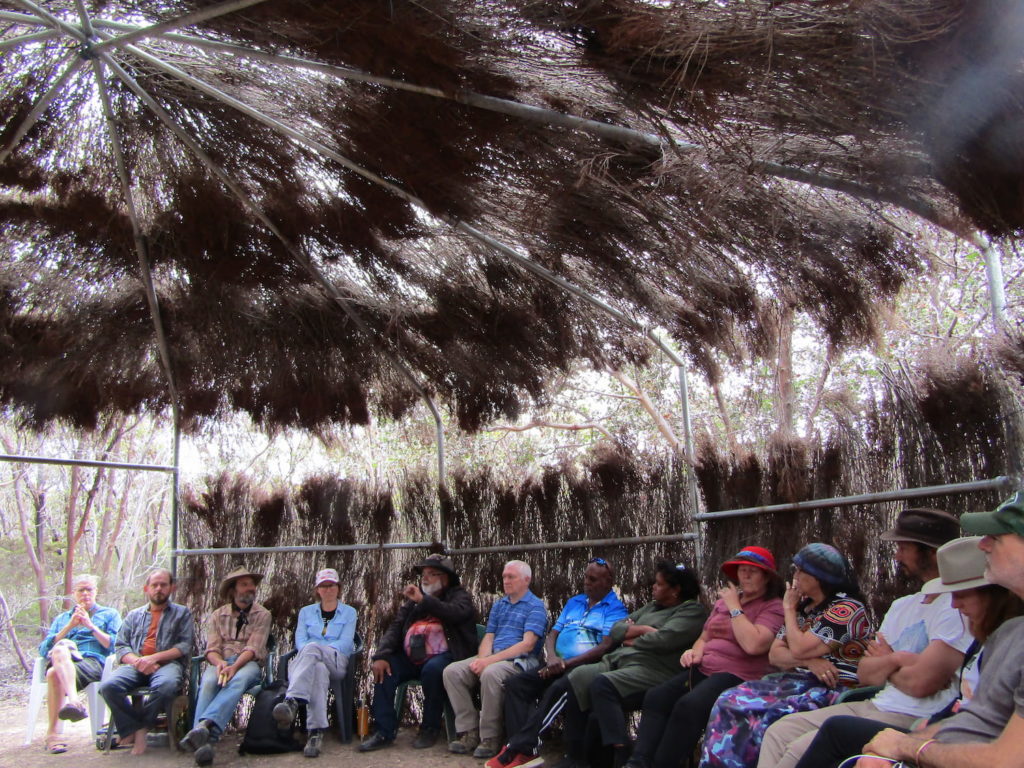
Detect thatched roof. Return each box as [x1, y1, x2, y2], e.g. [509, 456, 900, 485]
[1, 0, 1020, 432]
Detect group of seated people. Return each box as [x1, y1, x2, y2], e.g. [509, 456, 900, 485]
[34, 492, 1024, 768]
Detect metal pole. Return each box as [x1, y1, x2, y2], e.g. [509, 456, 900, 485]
[175, 541, 436, 556]
[0, 53, 83, 165]
[100, 42, 448, 507]
[0, 28, 60, 50]
[8, 0, 85, 40]
[450, 533, 699, 555]
[92, 0, 273, 52]
[695, 477, 1015, 521]
[171, 420, 180, 577]
[677, 365, 702, 569]
[982, 242, 1008, 330]
[0, 454, 177, 472]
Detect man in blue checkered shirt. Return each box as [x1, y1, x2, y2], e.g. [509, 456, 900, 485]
[444, 560, 548, 759]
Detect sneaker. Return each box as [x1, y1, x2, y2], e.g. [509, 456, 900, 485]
[179, 725, 211, 753]
[358, 732, 394, 752]
[487, 747, 543, 768]
[474, 737, 501, 759]
[449, 729, 480, 754]
[273, 698, 298, 729]
[193, 743, 214, 766]
[412, 728, 440, 749]
[57, 701, 88, 722]
[304, 729, 323, 758]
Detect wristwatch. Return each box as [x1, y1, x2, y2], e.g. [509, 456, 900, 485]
[729, 608, 744, 619]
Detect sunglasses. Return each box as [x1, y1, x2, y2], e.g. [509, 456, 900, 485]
[588, 557, 609, 567]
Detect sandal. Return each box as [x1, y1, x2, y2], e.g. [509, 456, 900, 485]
[45, 736, 69, 754]
[58, 701, 88, 722]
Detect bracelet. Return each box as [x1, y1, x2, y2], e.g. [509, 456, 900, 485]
[913, 738, 937, 766]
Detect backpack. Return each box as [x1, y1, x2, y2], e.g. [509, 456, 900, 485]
[238, 682, 303, 755]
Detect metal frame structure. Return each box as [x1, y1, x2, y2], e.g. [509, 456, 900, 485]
[0, 3, 1015, 571]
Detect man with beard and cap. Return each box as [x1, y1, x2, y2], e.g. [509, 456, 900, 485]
[179, 566, 272, 766]
[757, 507, 971, 768]
[100, 568, 193, 755]
[855, 492, 1024, 768]
[359, 554, 478, 752]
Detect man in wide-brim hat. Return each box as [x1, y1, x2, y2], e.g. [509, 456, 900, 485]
[180, 566, 272, 766]
[359, 553, 479, 753]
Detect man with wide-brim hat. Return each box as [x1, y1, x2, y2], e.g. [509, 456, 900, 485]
[759, 507, 970, 768]
[861, 492, 1024, 767]
[359, 553, 479, 753]
[180, 566, 271, 766]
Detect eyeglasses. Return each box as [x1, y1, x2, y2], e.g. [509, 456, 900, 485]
[675, 563, 687, 571]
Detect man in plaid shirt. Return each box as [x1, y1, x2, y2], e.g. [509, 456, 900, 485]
[179, 567, 272, 766]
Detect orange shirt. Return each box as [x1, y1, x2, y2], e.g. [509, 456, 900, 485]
[141, 606, 164, 656]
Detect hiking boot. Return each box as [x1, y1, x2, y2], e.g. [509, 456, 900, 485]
[179, 725, 211, 753]
[193, 743, 214, 766]
[304, 729, 323, 758]
[412, 728, 440, 749]
[474, 737, 501, 759]
[273, 698, 298, 729]
[449, 729, 480, 754]
[358, 732, 394, 752]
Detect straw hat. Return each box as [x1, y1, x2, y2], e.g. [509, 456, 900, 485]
[219, 566, 263, 600]
[922, 536, 991, 594]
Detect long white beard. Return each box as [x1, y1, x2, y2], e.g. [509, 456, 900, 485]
[422, 581, 442, 596]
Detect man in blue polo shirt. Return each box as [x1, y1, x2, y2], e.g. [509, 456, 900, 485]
[444, 560, 548, 759]
[488, 557, 628, 768]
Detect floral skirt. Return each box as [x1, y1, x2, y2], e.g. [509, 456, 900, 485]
[698, 671, 841, 768]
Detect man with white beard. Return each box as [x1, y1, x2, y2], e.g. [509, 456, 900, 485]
[179, 567, 271, 766]
[359, 554, 478, 752]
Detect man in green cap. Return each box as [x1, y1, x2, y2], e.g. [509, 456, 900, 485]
[858, 492, 1024, 768]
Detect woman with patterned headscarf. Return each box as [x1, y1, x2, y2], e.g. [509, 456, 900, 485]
[699, 543, 874, 768]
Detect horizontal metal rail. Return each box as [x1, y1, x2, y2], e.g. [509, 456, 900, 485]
[695, 476, 1015, 521]
[449, 534, 698, 555]
[0, 453, 178, 473]
[173, 533, 697, 558]
[175, 542, 435, 556]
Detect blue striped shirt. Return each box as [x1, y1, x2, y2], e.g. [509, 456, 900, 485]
[486, 590, 547, 656]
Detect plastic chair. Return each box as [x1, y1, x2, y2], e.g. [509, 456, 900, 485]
[835, 684, 882, 703]
[187, 634, 277, 727]
[24, 654, 113, 746]
[392, 624, 485, 740]
[278, 633, 364, 743]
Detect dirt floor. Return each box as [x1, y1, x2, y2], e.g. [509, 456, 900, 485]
[1, 689, 564, 768]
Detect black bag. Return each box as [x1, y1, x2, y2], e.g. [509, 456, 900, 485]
[238, 682, 302, 755]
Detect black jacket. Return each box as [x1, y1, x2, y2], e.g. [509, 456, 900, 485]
[372, 584, 478, 663]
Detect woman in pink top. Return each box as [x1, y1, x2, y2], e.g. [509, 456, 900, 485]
[624, 547, 786, 768]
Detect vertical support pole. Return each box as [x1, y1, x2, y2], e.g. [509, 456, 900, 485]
[982, 242, 1007, 330]
[171, 419, 180, 577]
[677, 365, 702, 571]
[436, 414, 446, 544]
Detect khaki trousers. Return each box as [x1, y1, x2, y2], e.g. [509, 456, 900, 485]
[757, 699, 919, 768]
[442, 656, 518, 740]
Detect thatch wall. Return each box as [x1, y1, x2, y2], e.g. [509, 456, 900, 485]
[179, 353, 1022, 692]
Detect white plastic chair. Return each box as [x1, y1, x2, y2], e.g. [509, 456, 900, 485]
[24, 654, 113, 746]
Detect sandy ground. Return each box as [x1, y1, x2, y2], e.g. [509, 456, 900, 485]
[1, 694, 564, 768]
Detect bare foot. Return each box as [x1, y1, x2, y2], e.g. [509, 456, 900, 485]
[131, 729, 148, 755]
[118, 732, 135, 746]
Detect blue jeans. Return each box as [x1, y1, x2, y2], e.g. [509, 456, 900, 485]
[193, 656, 263, 735]
[370, 651, 453, 738]
[100, 662, 183, 738]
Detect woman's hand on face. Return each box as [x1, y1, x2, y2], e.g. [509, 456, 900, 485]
[718, 584, 741, 611]
[783, 581, 802, 612]
[804, 657, 840, 688]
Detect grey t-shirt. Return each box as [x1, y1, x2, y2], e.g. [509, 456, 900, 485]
[937, 616, 1024, 744]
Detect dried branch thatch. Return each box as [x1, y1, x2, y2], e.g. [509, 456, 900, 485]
[2, 1, 1021, 431]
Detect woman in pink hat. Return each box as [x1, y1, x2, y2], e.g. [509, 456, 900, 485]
[273, 567, 357, 758]
[624, 547, 786, 768]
